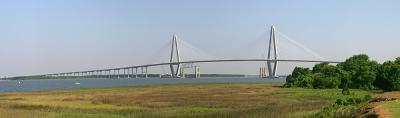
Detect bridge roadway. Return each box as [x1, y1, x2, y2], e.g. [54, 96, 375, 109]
[48, 59, 343, 76]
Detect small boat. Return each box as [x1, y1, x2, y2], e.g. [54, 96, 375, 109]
[74, 82, 81, 85]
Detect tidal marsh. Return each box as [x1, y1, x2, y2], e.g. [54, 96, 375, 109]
[0, 83, 371, 118]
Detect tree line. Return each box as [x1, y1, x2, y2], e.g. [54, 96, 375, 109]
[284, 54, 400, 91]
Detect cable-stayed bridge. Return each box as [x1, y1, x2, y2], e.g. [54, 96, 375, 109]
[17, 26, 343, 79]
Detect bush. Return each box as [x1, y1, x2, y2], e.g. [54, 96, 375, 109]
[285, 54, 400, 92]
[335, 95, 371, 106]
[284, 67, 313, 88]
[313, 74, 340, 89]
[341, 86, 350, 95]
[286, 63, 344, 89]
[309, 104, 357, 118]
[340, 54, 379, 89]
[375, 58, 400, 91]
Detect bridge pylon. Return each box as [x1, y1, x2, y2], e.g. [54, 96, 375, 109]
[267, 25, 279, 79]
[170, 34, 182, 78]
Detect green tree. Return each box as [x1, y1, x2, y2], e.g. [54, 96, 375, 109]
[312, 62, 329, 73]
[312, 73, 341, 89]
[336, 65, 351, 88]
[311, 62, 346, 89]
[375, 58, 400, 91]
[341, 54, 379, 89]
[285, 67, 313, 88]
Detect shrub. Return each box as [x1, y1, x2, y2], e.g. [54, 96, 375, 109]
[285, 67, 312, 88]
[375, 58, 400, 91]
[284, 54, 400, 92]
[340, 54, 379, 89]
[341, 86, 350, 95]
[312, 74, 340, 89]
[334, 95, 372, 106]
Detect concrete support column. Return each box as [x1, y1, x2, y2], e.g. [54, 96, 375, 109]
[135, 68, 138, 78]
[180, 68, 185, 78]
[113, 70, 116, 78]
[146, 67, 148, 78]
[117, 69, 119, 78]
[108, 70, 111, 78]
[194, 66, 200, 78]
[127, 68, 131, 78]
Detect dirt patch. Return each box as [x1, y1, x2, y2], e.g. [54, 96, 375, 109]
[356, 104, 377, 118]
[373, 104, 392, 118]
[356, 103, 391, 118]
[356, 92, 400, 118]
[376, 92, 400, 100]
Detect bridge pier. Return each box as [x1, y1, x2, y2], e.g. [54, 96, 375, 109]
[259, 67, 269, 78]
[99, 71, 102, 78]
[180, 68, 185, 78]
[100, 71, 103, 78]
[141, 67, 148, 78]
[117, 69, 120, 78]
[194, 66, 200, 78]
[126, 68, 129, 78]
[135, 68, 138, 78]
[140, 67, 143, 78]
[123, 69, 126, 78]
[125, 68, 128, 78]
[112, 70, 115, 78]
[107, 70, 109, 78]
[127, 68, 131, 78]
[95, 71, 98, 78]
[129, 68, 132, 78]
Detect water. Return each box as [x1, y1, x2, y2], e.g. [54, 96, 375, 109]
[0, 77, 286, 92]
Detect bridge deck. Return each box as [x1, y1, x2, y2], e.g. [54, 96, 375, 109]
[46, 59, 343, 75]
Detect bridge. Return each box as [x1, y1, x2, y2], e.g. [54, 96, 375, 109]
[19, 26, 343, 79]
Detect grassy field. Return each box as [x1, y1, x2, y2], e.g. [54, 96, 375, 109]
[374, 91, 400, 118]
[381, 101, 400, 117]
[0, 83, 372, 118]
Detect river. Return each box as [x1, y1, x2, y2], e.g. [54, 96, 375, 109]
[0, 77, 286, 92]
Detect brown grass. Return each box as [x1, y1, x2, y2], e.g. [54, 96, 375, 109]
[0, 83, 355, 118]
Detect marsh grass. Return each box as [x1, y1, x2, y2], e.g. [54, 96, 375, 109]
[0, 83, 371, 118]
[382, 100, 400, 117]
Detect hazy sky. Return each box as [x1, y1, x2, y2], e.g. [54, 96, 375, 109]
[1, 0, 399, 77]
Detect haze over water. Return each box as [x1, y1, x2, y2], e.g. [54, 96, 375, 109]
[0, 77, 285, 92]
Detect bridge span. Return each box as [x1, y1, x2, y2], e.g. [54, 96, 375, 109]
[41, 59, 342, 79]
[18, 26, 342, 79]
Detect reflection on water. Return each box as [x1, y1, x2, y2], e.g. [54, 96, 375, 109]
[0, 77, 285, 92]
